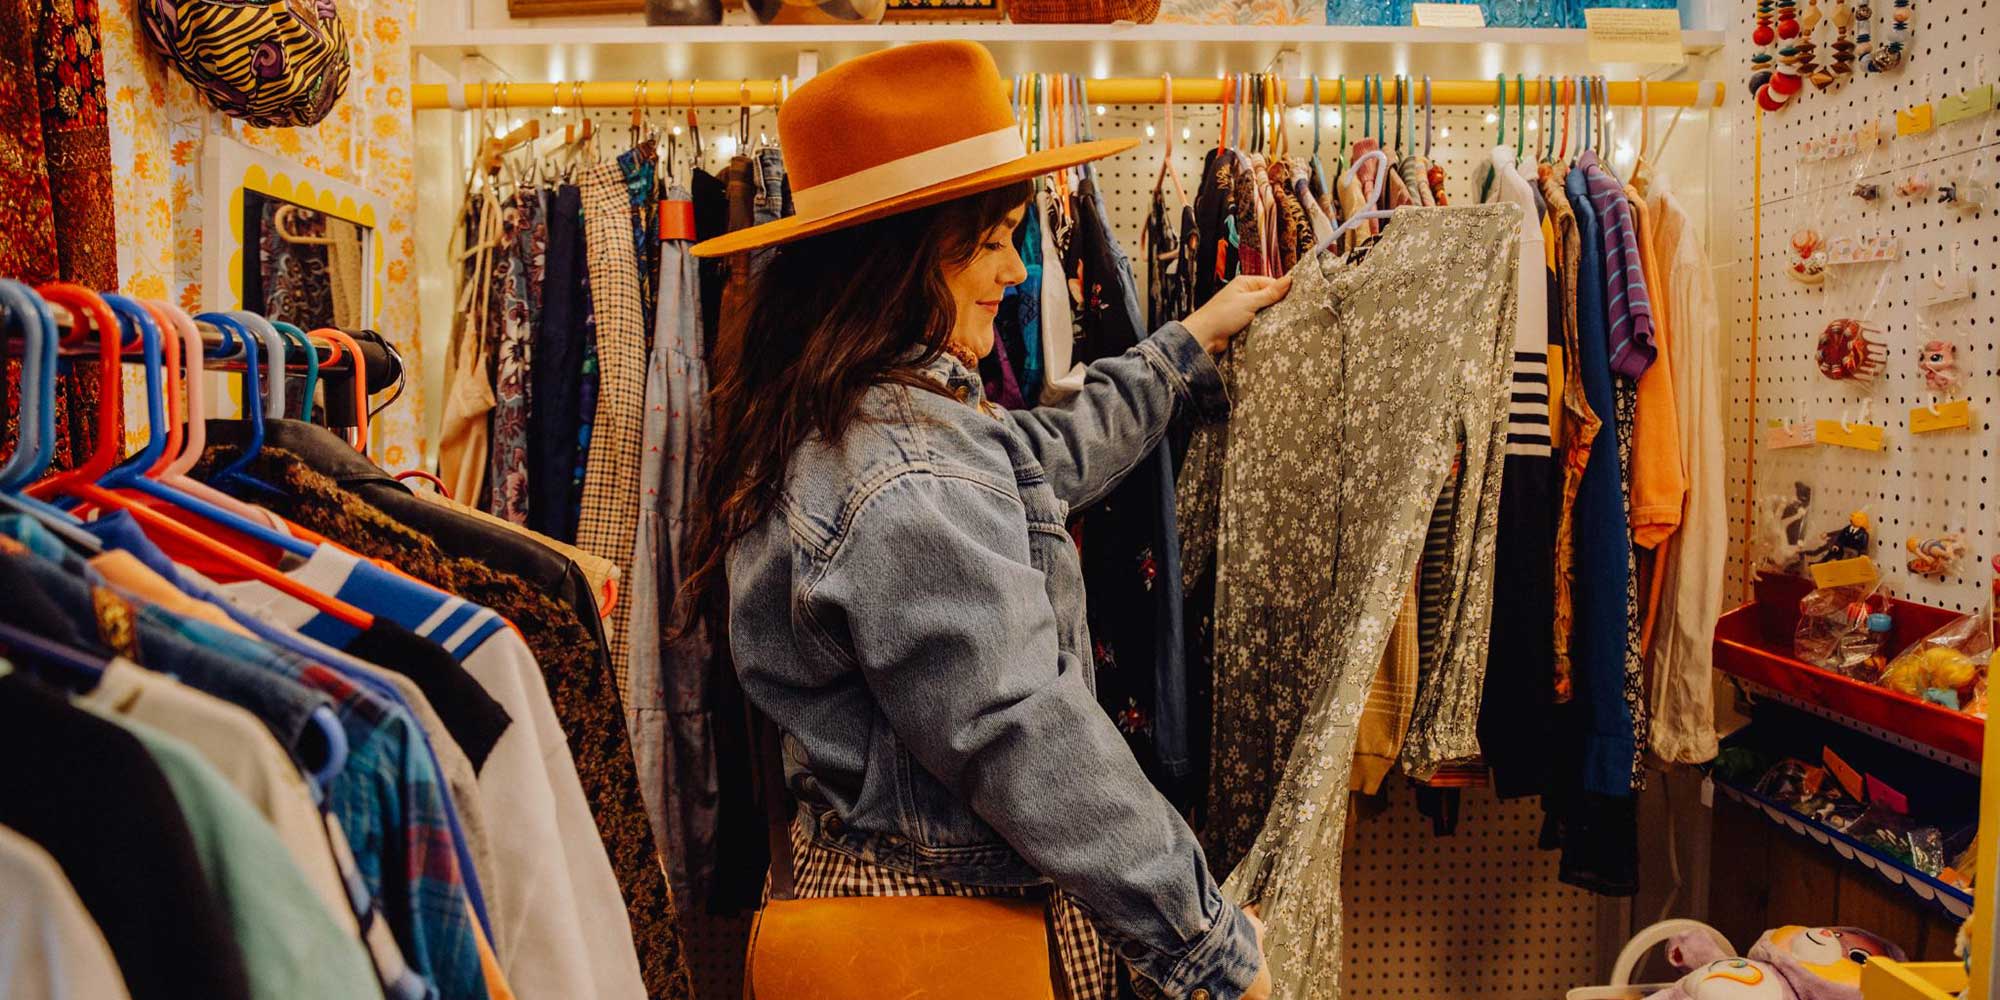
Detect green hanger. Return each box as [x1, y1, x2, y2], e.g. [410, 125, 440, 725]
[1514, 72, 1526, 158]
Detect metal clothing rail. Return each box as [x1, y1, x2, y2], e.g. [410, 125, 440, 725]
[412, 76, 1724, 111]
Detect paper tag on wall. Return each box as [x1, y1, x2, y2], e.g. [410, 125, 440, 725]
[1910, 399, 1972, 433]
[1896, 103, 1936, 136]
[1857, 120, 1883, 148]
[1935, 85, 1995, 126]
[1810, 555, 1881, 589]
[1766, 419, 1818, 449]
[1584, 8, 1687, 65]
[1865, 775, 1911, 815]
[1412, 2, 1485, 26]
[1815, 419, 1886, 450]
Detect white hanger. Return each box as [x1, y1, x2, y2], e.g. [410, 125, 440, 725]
[1316, 147, 1394, 253]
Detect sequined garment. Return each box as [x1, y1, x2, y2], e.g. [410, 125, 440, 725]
[1181, 206, 1519, 999]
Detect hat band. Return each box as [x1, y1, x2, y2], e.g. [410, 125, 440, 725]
[791, 125, 1027, 221]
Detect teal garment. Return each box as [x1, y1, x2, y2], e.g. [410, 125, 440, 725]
[107, 717, 386, 1000]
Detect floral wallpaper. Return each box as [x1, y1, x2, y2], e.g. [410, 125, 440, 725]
[102, 0, 427, 472]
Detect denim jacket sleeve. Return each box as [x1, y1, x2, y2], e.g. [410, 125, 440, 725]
[800, 462, 1263, 999]
[1004, 322, 1230, 511]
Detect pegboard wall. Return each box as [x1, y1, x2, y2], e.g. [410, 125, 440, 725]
[1719, 0, 2000, 614]
[458, 80, 1719, 999]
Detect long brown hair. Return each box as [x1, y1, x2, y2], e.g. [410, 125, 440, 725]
[675, 181, 1034, 639]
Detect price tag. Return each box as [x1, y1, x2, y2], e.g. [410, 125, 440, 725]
[1700, 776, 1714, 808]
[1583, 8, 1687, 65]
[1910, 399, 1972, 433]
[1857, 120, 1883, 148]
[1815, 418, 1886, 450]
[1811, 555, 1881, 589]
[1765, 419, 1817, 449]
[1412, 2, 1485, 26]
[1824, 747, 1866, 801]
[1935, 85, 1995, 126]
[1896, 103, 1936, 136]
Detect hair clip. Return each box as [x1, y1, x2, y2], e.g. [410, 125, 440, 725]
[1938, 181, 1960, 204]
[1788, 228, 1830, 283]
[1896, 171, 1933, 197]
[1852, 180, 1881, 200]
[1817, 318, 1886, 380]
[1919, 339, 1960, 392]
[1906, 533, 1966, 576]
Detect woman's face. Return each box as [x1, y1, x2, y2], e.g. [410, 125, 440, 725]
[941, 205, 1029, 360]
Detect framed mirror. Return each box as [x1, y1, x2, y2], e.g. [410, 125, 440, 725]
[202, 134, 387, 331]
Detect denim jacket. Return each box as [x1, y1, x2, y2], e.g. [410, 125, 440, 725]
[727, 322, 1260, 999]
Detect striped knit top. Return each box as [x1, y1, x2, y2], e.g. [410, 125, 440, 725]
[1579, 151, 1656, 379]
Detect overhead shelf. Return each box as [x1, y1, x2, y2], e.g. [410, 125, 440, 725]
[411, 24, 1727, 85]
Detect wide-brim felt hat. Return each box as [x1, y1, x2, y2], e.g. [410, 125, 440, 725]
[689, 41, 1135, 258]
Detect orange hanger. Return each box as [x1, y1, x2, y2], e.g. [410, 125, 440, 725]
[1557, 77, 1573, 162]
[311, 328, 370, 454]
[1218, 74, 1233, 151]
[28, 285, 374, 630]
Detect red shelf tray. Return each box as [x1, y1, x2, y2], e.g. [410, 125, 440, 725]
[1712, 575, 1985, 767]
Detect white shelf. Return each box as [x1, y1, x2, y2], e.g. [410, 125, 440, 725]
[412, 24, 1726, 84]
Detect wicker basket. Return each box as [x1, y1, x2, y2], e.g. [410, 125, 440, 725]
[1005, 0, 1155, 24]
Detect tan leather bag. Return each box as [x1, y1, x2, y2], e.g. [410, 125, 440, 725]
[745, 834, 1059, 1000]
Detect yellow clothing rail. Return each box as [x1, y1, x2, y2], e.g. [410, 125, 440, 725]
[412, 76, 1723, 111]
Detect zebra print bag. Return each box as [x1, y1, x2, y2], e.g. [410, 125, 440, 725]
[138, 0, 350, 128]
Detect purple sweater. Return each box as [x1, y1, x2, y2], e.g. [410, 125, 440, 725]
[1580, 151, 1656, 378]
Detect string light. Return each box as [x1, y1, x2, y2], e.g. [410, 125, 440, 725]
[549, 105, 564, 116]
[1440, 126, 1452, 138]
[510, 118, 524, 131]
[1181, 126, 1191, 140]
[1145, 123, 1156, 137]
[1527, 119, 1540, 130]
[1095, 104, 1107, 116]
[1484, 112, 1498, 123]
[1292, 107, 1312, 125]
[715, 135, 739, 158]
[671, 125, 683, 136]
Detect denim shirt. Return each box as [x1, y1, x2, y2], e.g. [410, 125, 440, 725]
[727, 322, 1260, 999]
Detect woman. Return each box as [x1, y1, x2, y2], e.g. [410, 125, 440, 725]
[684, 42, 1290, 1000]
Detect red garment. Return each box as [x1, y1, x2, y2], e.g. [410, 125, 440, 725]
[0, 0, 117, 473]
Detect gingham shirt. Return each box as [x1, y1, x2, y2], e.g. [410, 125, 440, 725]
[577, 159, 650, 682]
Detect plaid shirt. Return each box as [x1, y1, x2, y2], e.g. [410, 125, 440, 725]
[577, 158, 650, 687]
[142, 612, 491, 1000]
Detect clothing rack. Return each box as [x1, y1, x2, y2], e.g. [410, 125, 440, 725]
[412, 76, 1724, 110]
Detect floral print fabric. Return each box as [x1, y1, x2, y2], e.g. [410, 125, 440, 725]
[487, 189, 545, 525]
[1181, 205, 1520, 998]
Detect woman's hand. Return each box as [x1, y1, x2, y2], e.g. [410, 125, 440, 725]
[1241, 905, 1274, 1000]
[1182, 274, 1294, 355]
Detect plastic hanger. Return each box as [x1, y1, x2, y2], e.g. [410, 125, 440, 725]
[95, 302, 319, 563]
[1513, 73, 1527, 159]
[136, 301, 184, 479]
[0, 283, 103, 549]
[21, 289, 370, 628]
[313, 327, 371, 453]
[1582, 76, 1595, 154]
[199, 311, 270, 488]
[1393, 75, 1406, 155]
[227, 311, 287, 419]
[1310, 76, 1330, 194]
[1557, 77, 1573, 162]
[0, 619, 106, 682]
[271, 320, 320, 423]
[25, 285, 122, 501]
[0, 280, 54, 489]
[1335, 75, 1348, 173]
[1321, 147, 1394, 251]
[1422, 76, 1434, 162]
[1154, 73, 1192, 210]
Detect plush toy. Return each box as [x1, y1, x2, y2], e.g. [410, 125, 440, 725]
[1749, 926, 1907, 1000]
[1641, 930, 1787, 1000]
[1646, 959, 1800, 1000]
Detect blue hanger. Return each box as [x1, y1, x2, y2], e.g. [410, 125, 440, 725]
[270, 320, 319, 423]
[1582, 75, 1594, 153]
[0, 281, 55, 490]
[0, 620, 105, 682]
[100, 296, 167, 476]
[198, 312, 269, 488]
[0, 284, 105, 552]
[97, 306, 315, 560]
